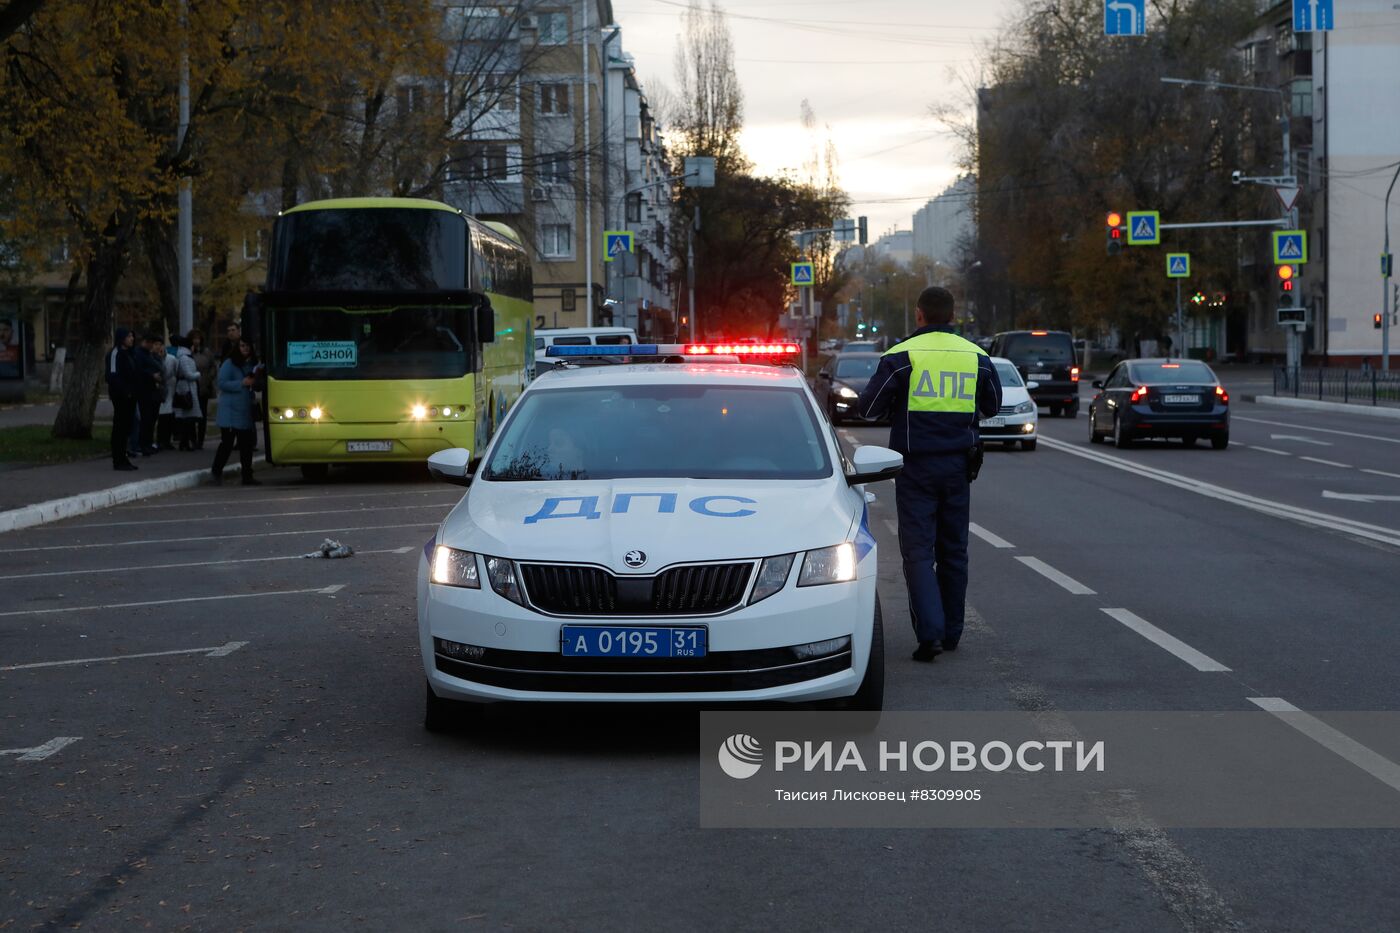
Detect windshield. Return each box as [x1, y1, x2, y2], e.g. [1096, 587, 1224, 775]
[268, 208, 467, 292]
[483, 384, 832, 481]
[1130, 361, 1216, 385]
[834, 357, 879, 380]
[1003, 334, 1073, 366]
[993, 361, 1025, 387]
[844, 342, 878, 352]
[268, 305, 473, 380]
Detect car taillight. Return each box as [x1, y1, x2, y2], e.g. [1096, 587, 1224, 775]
[1215, 385, 1229, 404]
[1130, 385, 1149, 404]
[1070, 366, 1080, 383]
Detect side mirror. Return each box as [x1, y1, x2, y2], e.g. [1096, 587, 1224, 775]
[476, 296, 496, 344]
[1025, 381, 1040, 390]
[846, 445, 903, 486]
[427, 448, 474, 487]
[1092, 379, 1104, 389]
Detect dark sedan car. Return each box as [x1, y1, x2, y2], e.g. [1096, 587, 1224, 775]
[813, 352, 884, 424]
[988, 330, 1081, 417]
[1088, 358, 1230, 449]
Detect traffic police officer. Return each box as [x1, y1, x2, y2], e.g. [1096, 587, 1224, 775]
[856, 287, 1001, 661]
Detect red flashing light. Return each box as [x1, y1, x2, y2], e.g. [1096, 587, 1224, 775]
[1130, 385, 1150, 404]
[1110, 228, 1122, 240]
[1282, 280, 1294, 292]
[684, 342, 800, 356]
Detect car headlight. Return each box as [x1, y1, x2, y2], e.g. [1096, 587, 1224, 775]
[485, 556, 524, 604]
[1014, 400, 1036, 414]
[835, 385, 859, 400]
[431, 546, 480, 588]
[748, 554, 795, 605]
[798, 542, 857, 586]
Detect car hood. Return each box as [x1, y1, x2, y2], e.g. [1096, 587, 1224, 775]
[438, 477, 857, 571]
[833, 376, 870, 391]
[1000, 385, 1031, 405]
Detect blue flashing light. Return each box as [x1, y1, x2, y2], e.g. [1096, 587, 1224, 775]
[546, 344, 660, 357]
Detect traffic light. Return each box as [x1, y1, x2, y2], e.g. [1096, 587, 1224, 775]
[1105, 211, 1123, 256]
[1277, 264, 1296, 305]
[1190, 291, 1206, 306]
[1376, 313, 1384, 330]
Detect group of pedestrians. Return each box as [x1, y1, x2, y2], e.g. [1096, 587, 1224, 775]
[104, 322, 261, 486]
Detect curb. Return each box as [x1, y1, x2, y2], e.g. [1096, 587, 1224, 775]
[0, 461, 256, 534]
[1251, 395, 1400, 421]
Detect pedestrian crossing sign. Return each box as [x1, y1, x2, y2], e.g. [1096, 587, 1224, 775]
[604, 231, 633, 262]
[791, 261, 815, 286]
[1272, 230, 1308, 264]
[1126, 211, 1160, 246]
[1166, 253, 1190, 278]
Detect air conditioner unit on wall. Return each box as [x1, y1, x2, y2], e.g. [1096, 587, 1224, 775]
[531, 187, 549, 203]
[520, 14, 538, 29]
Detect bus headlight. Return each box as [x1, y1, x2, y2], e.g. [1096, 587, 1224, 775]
[309, 407, 323, 420]
[411, 404, 428, 420]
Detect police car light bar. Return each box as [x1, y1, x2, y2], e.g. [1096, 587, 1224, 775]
[545, 342, 801, 358]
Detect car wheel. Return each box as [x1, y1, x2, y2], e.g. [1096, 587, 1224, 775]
[1211, 431, 1229, 450]
[424, 680, 472, 733]
[1066, 399, 1080, 418]
[1021, 439, 1037, 451]
[1113, 413, 1133, 449]
[1089, 408, 1105, 443]
[300, 463, 329, 482]
[1048, 404, 1062, 418]
[840, 597, 884, 715]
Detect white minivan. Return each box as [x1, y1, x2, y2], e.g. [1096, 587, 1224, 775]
[534, 327, 639, 366]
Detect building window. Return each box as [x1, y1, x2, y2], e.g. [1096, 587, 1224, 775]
[397, 83, 426, 115]
[539, 152, 571, 184]
[454, 143, 510, 181]
[536, 11, 568, 45]
[539, 83, 570, 115]
[477, 74, 516, 112]
[1275, 22, 1294, 58]
[1291, 78, 1313, 118]
[541, 223, 572, 258]
[243, 230, 264, 261]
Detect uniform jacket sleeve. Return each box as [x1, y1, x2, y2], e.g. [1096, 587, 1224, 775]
[856, 351, 909, 420]
[977, 355, 1003, 419]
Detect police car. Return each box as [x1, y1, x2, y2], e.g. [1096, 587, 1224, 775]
[417, 343, 901, 730]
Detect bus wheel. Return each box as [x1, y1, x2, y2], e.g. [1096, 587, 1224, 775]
[300, 464, 329, 482]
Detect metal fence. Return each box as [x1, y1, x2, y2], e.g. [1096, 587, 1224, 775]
[1273, 367, 1400, 407]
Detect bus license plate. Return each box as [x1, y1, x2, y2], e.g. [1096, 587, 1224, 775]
[561, 626, 707, 658]
[347, 440, 394, 453]
[980, 417, 1006, 428]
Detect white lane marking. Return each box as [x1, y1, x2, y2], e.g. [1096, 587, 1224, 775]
[0, 737, 82, 762]
[1, 641, 248, 671]
[0, 587, 338, 618]
[121, 487, 457, 512]
[1299, 456, 1352, 468]
[0, 546, 419, 582]
[67, 502, 447, 530]
[1035, 436, 1400, 549]
[1100, 608, 1231, 672]
[1362, 468, 1400, 480]
[1270, 433, 1333, 446]
[1246, 445, 1291, 456]
[1014, 556, 1095, 595]
[1249, 698, 1400, 795]
[1322, 490, 1400, 503]
[1235, 415, 1400, 444]
[319, 584, 345, 594]
[0, 521, 438, 555]
[969, 523, 1016, 549]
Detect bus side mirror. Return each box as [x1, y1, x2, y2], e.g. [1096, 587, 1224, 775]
[477, 297, 496, 344]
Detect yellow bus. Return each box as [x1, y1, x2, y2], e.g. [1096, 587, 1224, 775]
[248, 197, 533, 480]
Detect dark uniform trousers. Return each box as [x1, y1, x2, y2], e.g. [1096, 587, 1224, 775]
[895, 453, 970, 647]
[110, 395, 136, 467]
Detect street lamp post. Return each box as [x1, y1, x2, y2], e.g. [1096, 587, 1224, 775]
[1383, 162, 1400, 371]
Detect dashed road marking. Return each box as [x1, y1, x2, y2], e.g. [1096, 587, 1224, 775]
[1014, 556, 1095, 595]
[1101, 608, 1230, 672]
[1299, 456, 1352, 469]
[0, 521, 439, 555]
[0, 737, 82, 762]
[123, 487, 458, 511]
[1362, 468, 1400, 480]
[0, 587, 343, 618]
[319, 584, 346, 594]
[1246, 445, 1291, 456]
[1, 641, 248, 671]
[1234, 415, 1400, 445]
[0, 546, 420, 582]
[970, 523, 1015, 549]
[66, 502, 448, 530]
[1249, 698, 1400, 795]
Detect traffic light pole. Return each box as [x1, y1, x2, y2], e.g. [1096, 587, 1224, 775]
[1175, 280, 1184, 360]
[1383, 162, 1399, 371]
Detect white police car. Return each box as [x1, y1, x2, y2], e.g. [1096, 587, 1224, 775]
[417, 343, 902, 730]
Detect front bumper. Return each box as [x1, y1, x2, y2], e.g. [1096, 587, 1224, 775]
[978, 412, 1038, 441]
[832, 397, 881, 423]
[418, 560, 876, 704]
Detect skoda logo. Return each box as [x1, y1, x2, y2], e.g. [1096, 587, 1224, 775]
[623, 549, 647, 568]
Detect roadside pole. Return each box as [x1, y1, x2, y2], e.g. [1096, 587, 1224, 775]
[1383, 162, 1399, 370]
[1175, 280, 1183, 359]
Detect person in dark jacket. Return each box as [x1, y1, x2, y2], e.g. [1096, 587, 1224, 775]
[105, 328, 139, 471]
[857, 287, 1002, 662]
[133, 333, 165, 455]
[210, 338, 261, 485]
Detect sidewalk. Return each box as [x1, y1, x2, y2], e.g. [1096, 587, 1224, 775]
[0, 398, 112, 429]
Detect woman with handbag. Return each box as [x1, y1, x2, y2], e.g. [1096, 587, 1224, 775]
[172, 336, 202, 451]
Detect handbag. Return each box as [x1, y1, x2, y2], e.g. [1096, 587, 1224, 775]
[173, 389, 194, 411]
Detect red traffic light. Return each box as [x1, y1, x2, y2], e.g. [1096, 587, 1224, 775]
[1106, 212, 1123, 228]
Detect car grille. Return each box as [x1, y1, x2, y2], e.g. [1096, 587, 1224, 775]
[997, 404, 1020, 415]
[518, 562, 754, 616]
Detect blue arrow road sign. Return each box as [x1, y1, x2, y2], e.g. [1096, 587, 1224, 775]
[1104, 0, 1146, 36]
[1293, 0, 1333, 32]
[791, 262, 814, 286]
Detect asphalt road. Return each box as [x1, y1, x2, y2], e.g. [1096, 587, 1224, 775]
[3, 393, 1400, 930]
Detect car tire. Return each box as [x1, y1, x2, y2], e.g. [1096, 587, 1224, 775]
[1021, 439, 1037, 451]
[840, 597, 885, 715]
[1113, 413, 1133, 449]
[1066, 399, 1080, 418]
[300, 463, 329, 482]
[424, 680, 472, 733]
[1211, 431, 1229, 450]
[1089, 408, 1105, 443]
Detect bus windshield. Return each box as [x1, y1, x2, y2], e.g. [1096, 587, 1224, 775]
[268, 305, 474, 380]
[268, 208, 467, 292]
